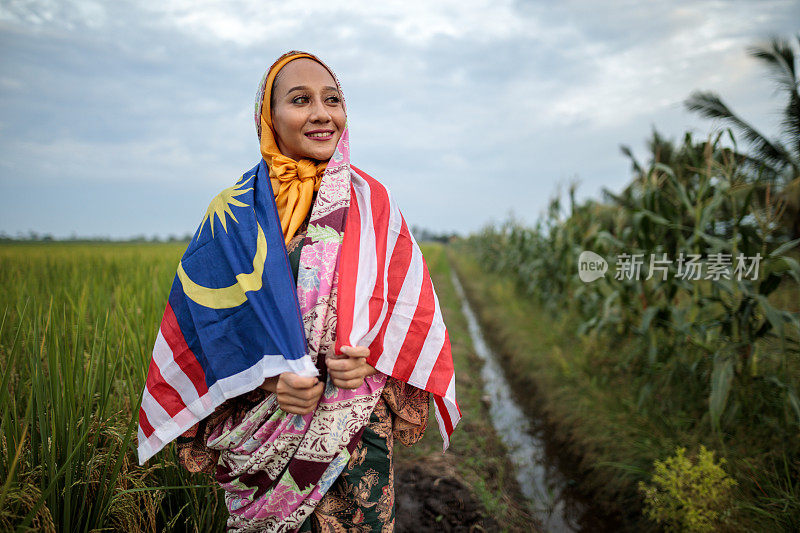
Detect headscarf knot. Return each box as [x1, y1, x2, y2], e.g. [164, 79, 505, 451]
[270, 156, 324, 184]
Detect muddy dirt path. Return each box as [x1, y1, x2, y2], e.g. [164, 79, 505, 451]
[394, 457, 499, 532]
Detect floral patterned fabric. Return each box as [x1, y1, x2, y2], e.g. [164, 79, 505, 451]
[176, 214, 431, 531]
[178, 378, 429, 532]
[299, 379, 429, 532]
[174, 51, 434, 533]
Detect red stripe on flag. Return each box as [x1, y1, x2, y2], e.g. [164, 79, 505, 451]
[161, 303, 209, 396]
[424, 330, 453, 397]
[434, 395, 454, 436]
[350, 164, 371, 183]
[336, 185, 362, 354]
[139, 406, 154, 437]
[349, 165, 460, 443]
[365, 176, 391, 329]
[390, 250, 435, 382]
[367, 222, 413, 366]
[145, 348, 185, 417]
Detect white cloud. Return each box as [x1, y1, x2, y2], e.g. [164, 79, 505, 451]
[131, 0, 534, 47]
[0, 0, 107, 29]
[0, 0, 798, 237]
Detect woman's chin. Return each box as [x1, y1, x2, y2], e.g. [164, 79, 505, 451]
[301, 145, 336, 162]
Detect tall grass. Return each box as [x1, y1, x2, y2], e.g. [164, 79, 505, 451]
[0, 243, 227, 532]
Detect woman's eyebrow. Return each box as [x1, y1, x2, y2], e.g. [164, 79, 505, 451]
[285, 85, 339, 95]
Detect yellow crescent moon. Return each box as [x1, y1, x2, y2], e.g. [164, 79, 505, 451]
[177, 222, 268, 309]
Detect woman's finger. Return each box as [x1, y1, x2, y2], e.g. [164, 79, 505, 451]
[285, 372, 320, 388]
[281, 386, 320, 402]
[290, 381, 324, 400]
[278, 382, 324, 410]
[279, 379, 324, 398]
[278, 395, 318, 409]
[331, 375, 365, 389]
[332, 377, 364, 390]
[328, 367, 364, 381]
[277, 398, 313, 411]
[280, 372, 320, 390]
[326, 356, 364, 372]
[339, 345, 370, 359]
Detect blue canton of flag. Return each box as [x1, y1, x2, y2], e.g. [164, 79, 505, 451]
[137, 159, 317, 465]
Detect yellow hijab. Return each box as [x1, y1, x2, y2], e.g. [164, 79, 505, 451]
[257, 52, 333, 245]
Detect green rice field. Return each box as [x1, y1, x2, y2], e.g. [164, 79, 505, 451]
[0, 243, 228, 531]
[0, 242, 535, 532]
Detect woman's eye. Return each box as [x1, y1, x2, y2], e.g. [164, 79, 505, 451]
[292, 96, 309, 104]
[326, 96, 341, 104]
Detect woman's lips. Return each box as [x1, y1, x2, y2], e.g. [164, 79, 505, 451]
[305, 130, 334, 141]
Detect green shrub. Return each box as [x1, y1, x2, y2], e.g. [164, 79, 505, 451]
[639, 445, 737, 532]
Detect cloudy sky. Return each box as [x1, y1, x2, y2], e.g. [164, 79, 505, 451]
[1, 0, 798, 239]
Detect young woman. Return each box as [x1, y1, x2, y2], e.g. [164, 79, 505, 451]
[138, 51, 460, 532]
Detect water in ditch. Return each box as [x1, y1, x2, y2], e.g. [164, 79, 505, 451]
[450, 269, 592, 532]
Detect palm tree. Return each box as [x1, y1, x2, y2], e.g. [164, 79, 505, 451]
[684, 35, 800, 241]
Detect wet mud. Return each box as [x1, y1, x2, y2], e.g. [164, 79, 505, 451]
[394, 460, 499, 532]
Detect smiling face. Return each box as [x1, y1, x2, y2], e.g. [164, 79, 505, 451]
[270, 58, 346, 162]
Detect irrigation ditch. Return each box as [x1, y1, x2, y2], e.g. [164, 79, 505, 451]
[450, 265, 625, 532]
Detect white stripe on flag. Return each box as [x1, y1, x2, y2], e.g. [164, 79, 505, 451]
[373, 241, 424, 374]
[444, 375, 460, 421]
[434, 376, 460, 451]
[152, 330, 201, 411]
[137, 425, 147, 449]
[433, 399, 451, 450]
[140, 386, 173, 438]
[407, 298, 446, 390]
[362, 189, 403, 348]
[349, 174, 377, 346]
[406, 211, 446, 389]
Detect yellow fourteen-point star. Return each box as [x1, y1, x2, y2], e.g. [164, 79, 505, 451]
[198, 174, 254, 239]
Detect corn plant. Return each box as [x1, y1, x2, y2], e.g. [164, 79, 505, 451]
[467, 128, 800, 437]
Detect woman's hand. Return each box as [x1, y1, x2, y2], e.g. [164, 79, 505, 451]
[326, 345, 379, 390]
[259, 373, 324, 415]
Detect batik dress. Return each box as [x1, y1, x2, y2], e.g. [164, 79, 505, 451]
[176, 219, 430, 531]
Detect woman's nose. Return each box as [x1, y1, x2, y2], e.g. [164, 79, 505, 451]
[308, 98, 331, 123]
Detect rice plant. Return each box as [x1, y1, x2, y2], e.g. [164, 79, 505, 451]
[0, 243, 227, 532]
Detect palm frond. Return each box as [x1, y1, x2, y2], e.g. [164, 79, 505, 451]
[782, 91, 800, 173]
[746, 35, 798, 94]
[684, 91, 790, 170]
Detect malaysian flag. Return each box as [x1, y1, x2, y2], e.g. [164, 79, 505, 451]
[138, 160, 460, 464]
[338, 166, 461, 448]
